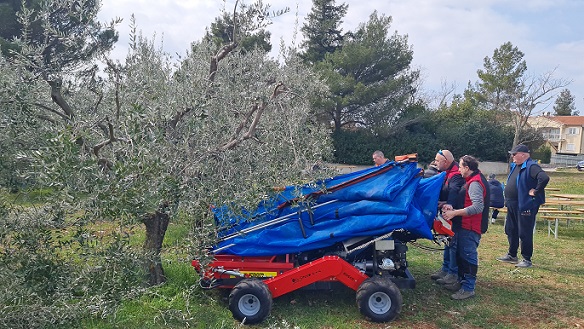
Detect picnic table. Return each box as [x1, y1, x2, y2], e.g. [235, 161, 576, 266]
[542, 199, 584, 206]
[549, 193, 584, 200]
[539, 204, 584, 239]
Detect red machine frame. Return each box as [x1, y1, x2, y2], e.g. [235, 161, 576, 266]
[193, 254, 369, 298]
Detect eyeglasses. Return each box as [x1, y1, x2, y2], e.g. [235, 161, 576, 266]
[511, 153, 518, 156]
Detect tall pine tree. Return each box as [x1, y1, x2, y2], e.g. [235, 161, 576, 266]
[553, 88, 578, 116]
[310, 11, 419, 131]
[300, 0, 348, 64]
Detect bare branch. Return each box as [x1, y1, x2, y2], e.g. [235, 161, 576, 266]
[170, 6, 240, 129]
[33, 102, 70, 121]
[93, 117, 129, 158]
[218, 82, 286, 152]
[510, 70, 571, 146]
[105, 58, 123, 121]
[34, 113, 57, 124]
[209, 42, 238, 82]
[168, 107, 194, 129]
[47, 78, 75, 120]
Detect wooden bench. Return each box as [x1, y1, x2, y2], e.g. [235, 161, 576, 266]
[539, 211, 584, 238]
[543, 200, 584, 206]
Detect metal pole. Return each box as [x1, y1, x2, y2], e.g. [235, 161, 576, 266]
[217, 199, 339, 242]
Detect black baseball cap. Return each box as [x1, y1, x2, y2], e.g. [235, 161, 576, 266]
[508, 144, 530, 154]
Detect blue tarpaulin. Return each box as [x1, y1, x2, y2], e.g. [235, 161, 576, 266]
[212, 160, 445, 256]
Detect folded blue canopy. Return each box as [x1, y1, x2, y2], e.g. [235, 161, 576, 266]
[212, 160, 445, 256]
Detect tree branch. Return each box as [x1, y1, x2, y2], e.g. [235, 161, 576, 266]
[93, 117, 129, 158]
[170, 4, 240, 129]
[208, 42, 238, 82]
[33, 102, 70, 121]
[47, 78, 75, 120]
[218, 82, 286, 151]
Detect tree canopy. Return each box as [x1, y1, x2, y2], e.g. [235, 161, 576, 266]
[203, 0, 286, 54]
[300, 0, 348, 64]
[553, 88, 578, 116]
[469, 41, 570, 148]
[0, 1, 332, 326]
[305, 10, 419, 132]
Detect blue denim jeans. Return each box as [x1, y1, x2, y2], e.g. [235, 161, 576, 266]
[454, 228, 481, 291]
[441, 239, 458, 275]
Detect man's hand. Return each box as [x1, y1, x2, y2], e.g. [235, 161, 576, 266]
[441, 204, 453, 212]
[442, 209, 455, 220]
[528, 188, 536, 197]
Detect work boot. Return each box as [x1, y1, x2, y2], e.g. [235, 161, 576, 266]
[451, 289, 475, 300]
[430, 269, 447, 280]
[443, 281, 462, 292]
[436, 273, 458, 285]
[496, 254, 518, 264]
[515, 259, 532, 268]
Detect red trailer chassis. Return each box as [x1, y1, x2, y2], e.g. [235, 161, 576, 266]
[192, 233, 428, 325]
[193, 219, 453, 325]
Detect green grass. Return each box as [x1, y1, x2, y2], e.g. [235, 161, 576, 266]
[91, 216, 584, 329]
[6, 170, 584, 328]
[87, 170, 584, 329]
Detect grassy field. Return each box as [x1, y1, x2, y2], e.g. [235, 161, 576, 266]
[10, 169, 584, 329]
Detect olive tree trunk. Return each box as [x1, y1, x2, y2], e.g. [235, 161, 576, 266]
[142, 207, 170, 286]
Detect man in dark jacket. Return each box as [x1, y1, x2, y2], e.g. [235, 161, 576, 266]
[497, 144, 549, 268]
[488, 173, 505, 222]
[430, 150, 465, 284]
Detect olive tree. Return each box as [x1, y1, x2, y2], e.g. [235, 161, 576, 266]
[1, 0, 331, 326]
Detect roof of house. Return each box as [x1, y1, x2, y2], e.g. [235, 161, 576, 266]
[550, 116, 584, 126]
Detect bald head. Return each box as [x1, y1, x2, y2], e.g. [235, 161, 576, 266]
[435, 149, 455, 171]
[372, 150, 388, 166]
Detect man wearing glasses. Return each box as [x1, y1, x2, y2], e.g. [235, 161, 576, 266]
[497, 144, 549, 268]
[430, 149, 465, 286]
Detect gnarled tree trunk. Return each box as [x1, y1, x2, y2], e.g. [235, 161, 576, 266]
[142, 206, 170, 286]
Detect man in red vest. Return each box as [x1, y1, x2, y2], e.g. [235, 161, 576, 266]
[430, 150, 464, 286]
[442, 155, 490, 300]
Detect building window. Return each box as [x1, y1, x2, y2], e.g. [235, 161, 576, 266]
[567, 127, 579, 135]
[567, 143, 575, 151]
[543, 128, 561, 141]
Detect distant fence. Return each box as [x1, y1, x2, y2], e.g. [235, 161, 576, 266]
[479, 161, 509, 176]
[550, 154, 584, 167]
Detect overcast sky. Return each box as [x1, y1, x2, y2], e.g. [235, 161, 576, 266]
[98, 0, 584, 113]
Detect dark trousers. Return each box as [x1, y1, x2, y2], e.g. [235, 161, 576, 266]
[504, 200, 538, 261]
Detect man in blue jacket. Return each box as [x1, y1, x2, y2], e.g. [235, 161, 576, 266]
[488, 173, 505, 222]
[497, 144, 549, 268]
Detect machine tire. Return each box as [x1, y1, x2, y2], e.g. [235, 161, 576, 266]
[228, 279, 272, 324]
[356, 276, 402, 323]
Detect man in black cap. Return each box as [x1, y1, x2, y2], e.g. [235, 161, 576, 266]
[497, 144, 549, 268]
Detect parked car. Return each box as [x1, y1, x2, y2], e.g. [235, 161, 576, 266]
[578, 161, 584, 171]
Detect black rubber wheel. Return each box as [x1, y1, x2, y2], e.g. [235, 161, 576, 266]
[356, 276, 402, 323]
[228, 279, 272, 324]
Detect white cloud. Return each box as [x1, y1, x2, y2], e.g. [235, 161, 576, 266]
[98, 0, 584, 111]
